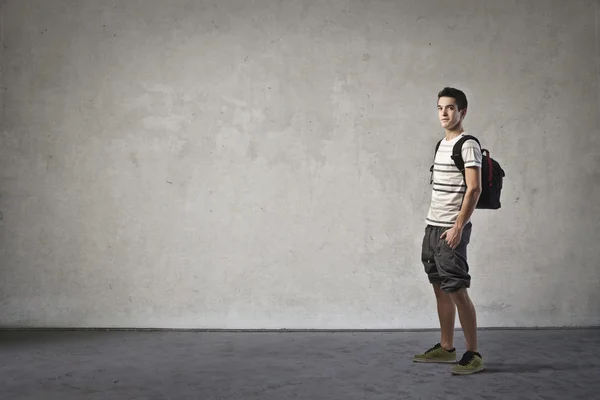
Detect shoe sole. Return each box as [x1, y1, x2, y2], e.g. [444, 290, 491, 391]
[413, 358, 456, 364]
[451, 366, 485, 375]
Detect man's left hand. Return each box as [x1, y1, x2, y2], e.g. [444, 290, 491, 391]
[440, 226, 462, 249]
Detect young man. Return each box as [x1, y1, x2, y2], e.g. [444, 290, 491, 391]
[413, 87, 484, 375]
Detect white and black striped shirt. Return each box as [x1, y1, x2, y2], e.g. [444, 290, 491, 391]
[426, 133, 482, 227]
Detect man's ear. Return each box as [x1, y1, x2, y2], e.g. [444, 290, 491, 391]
[461, 109, 468, 119]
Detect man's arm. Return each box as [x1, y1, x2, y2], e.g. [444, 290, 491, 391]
[454, 166, 482, 231]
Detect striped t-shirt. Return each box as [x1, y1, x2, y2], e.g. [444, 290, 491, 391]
[426, 133, 482, 227]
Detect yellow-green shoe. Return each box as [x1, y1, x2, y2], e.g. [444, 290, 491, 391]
[451, 351, 484, 375]
[413, 343, 457, 363]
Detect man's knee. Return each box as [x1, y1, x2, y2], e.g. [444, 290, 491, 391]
[448, 287, 471, 306]
[434, 283, 457, 303]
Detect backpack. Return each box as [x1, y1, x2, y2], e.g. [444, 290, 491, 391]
[431, 135, 505, 209]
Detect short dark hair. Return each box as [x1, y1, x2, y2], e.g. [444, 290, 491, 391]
[437, 87, 468, 111]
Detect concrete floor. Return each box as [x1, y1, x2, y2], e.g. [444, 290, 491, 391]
[0, 329, 599, 399]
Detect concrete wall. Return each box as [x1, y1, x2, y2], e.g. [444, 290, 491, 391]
[0, 0, 598, 329]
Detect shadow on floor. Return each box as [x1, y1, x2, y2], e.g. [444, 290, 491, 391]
[483, 363, 584, 374]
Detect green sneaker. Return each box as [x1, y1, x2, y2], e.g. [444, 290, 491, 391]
[413, 343, 456, 363]
[451, 351, 484, 375]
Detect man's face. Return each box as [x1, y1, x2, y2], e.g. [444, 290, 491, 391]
[437, 97, 465, 130]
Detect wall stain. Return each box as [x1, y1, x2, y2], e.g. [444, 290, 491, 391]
[129, 152, 139, 168]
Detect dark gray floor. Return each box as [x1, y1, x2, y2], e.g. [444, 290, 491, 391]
[1, 328, 599, 399]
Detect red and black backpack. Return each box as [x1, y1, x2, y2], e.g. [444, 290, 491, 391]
[432, 135, 505, 210]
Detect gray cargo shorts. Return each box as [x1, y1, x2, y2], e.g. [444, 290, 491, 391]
[421, 222, 472, 293]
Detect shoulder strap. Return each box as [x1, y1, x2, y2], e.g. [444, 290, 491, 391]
[430, 139, 443, 184]
[434, 139, 442, 159]
[451, 134, 480, 172]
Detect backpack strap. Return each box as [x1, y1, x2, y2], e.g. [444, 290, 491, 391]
[430, 139, 443, 184]
[451, 134, 480, 174]
[452, 135, 481, 211]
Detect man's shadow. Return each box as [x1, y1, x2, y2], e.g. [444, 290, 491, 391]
[482, 363, 584, 374]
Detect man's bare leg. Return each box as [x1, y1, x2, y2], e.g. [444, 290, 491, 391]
[433, 283, 456, 350]
[449, 287, 478, 352]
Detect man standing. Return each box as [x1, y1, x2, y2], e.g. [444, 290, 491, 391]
[413, 87, 484, 375]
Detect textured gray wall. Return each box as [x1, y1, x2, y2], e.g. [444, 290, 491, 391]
[0, 0, 598, 329]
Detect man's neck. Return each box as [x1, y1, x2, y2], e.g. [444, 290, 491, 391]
[444, 127, 464, 141]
